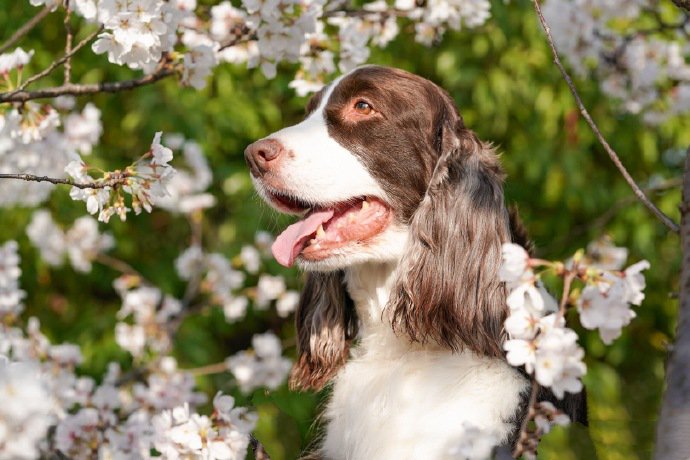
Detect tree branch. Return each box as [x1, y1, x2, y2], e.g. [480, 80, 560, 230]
[186, 361, 228, 377]
[0, 173, 122, 189]
[0, 6, 53, 54]
[654, 146, 690, 459]
[0, 66, 176, 103]
[95, 253, 146, 279]
[531, 0, 680, 234]
[11, 25, 103, 94]
[63, 0, 73, 84]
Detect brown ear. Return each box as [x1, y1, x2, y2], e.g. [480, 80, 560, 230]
[289, 270, 357, 391]
[388, 122, 511, 358]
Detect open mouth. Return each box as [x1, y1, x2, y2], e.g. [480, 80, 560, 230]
[265, 190, 313, 214]
[269, 194, 392, 267]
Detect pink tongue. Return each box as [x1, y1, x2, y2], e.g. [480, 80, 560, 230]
[271, 209, 335, 267]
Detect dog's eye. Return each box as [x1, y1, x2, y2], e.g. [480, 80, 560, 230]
[354, 100, 373, 115]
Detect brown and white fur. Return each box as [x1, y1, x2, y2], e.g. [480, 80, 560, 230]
[245, 66, 585, 459]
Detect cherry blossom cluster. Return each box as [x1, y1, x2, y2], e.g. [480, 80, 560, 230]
[90, 0, 182, 73]
[176, 236, 299, 324]
[24, 0, 495, 96]
[27, 210, 114, 273]
[0, 241, 26, 321]
[0, 45, 103, 207]
[500, 243, 586, 399]
[65, 131, 176, 222]
[543, 0, 690, 123]
[499, 237, 649, 456]
[0, 47, 34, 75]
[0, 359, 55, 460]
[152, 393, 257, 459]
[226, 331, 293, 393]
[0, 95, 100, 207]
[114, 282, 182, 358]
[0, 239, 283, 459]
[501, 238, 649, 396]
[445, 421, 502, 460]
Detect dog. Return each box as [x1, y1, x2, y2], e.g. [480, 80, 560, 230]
[245, 65, 585, 459]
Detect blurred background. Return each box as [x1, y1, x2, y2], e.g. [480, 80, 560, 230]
[2, 0, 689, 458]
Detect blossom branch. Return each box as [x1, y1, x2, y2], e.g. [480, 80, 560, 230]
[63, 0, 73, 84]
[10, 25, 104, 95]
[558, 270, 576, 317]
[95, 253, 145, 280]
[0, 173, 125, 189]
[541, 177, 682, 255]
[0, 65, 176, 103]
[0, 6, 52, 54]
[186, 361, 228, 377]
[532, 0, 680, 234]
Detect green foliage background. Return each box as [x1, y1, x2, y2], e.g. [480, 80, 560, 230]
[1, 0, 689, 458]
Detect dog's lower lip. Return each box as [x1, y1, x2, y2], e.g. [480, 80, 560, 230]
[266, 189, 311, 213]
[300, 197, 391, 261]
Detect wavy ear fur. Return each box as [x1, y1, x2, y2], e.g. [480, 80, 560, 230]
[289, 271, 358, 391]
[388, 118, 511, 358]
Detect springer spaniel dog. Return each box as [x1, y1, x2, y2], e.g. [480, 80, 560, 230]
[245, 66, 585, 459]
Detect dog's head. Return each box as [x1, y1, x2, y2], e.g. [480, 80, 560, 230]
[246, 66, 513, 390]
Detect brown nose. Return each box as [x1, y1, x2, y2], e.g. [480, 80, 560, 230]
[244, 138, 285, 177]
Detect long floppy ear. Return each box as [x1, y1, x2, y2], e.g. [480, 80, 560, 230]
[289, 270, 357, 391]
[388, 118, 511, 358]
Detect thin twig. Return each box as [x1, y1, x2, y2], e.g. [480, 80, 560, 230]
[0, 6, 53, 54]
[513, 381, 539, 458]
[95, 253, 145, 279]
[558, 271, 576, 317]
[186, 361, 228, 377]
[63, 0, 73, 84]
[0, 173, 123, 189]
[532, 0, 680, 234]
[0, 66, 176, 103]
[539, 177, 682, 255]
[11, 25, 103, 94]
[113, 365, 149, 386]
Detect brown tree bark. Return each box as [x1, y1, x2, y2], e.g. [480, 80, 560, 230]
[655, 147, 690, 459]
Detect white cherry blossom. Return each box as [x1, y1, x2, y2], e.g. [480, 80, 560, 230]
[499, 243, 530, 283]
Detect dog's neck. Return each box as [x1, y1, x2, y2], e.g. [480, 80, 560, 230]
[344, 261, 398, 334]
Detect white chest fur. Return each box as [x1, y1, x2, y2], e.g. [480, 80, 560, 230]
[319, 263, 528, 460]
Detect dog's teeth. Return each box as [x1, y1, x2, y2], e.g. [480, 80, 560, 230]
[362, 200, 370, 210]
[347, 214, 356, 223]
[317, 225, 326, 238]
[310, 238, 317, 244]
